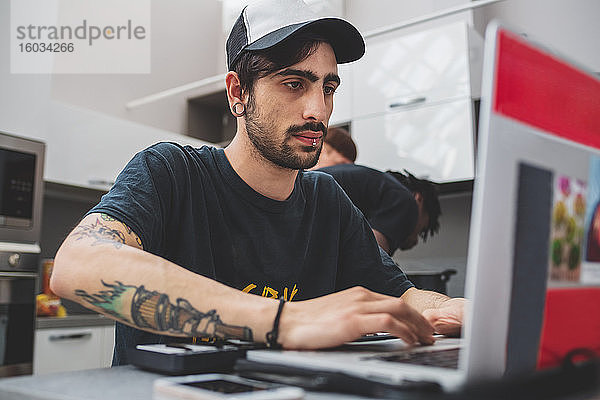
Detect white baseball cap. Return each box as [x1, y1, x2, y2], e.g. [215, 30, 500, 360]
[226, 0, 365, 70]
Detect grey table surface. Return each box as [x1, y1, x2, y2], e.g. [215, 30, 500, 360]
[0, 365, 368, 400]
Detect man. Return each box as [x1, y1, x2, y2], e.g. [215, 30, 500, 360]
[311, 126, 356, 169]
[319, 164, 441, 255]
[51, 0, 463, 365]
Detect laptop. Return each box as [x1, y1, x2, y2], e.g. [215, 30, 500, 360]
[247, 21, 600, 392]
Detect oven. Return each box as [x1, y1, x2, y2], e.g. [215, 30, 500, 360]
[0, 264, 37, 376]
[0, 131, 45, 377]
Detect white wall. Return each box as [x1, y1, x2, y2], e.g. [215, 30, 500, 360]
[0, 0, 52, 141]
[50, 0, 224, 134]
[346, 0, 470, 33]
[472, 0, 600, 72]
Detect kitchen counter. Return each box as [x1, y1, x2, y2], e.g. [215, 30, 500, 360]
[0, 366, 355, 400]
[36, 314, 115, 329]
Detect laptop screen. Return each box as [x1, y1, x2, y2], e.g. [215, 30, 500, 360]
[464, 23, 600, 380]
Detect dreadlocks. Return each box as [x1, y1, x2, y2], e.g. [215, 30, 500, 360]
[386, 170, 441, 241]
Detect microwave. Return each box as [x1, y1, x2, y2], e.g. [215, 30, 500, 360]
[0, 131, 45, 246]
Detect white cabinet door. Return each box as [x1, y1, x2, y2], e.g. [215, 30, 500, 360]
[352, 97, 475, 183]
[101, 325, 116, 367]
[352, 21, 479, 119]
[329, 63, 353, 126]
[34, 325, 115, 375]
[45, 101, 210, 191]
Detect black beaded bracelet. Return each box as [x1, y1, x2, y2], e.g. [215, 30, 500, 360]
[265, 298, 285, 349]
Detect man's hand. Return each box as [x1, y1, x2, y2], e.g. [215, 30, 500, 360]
[422, 297, 465, 337]
[276, 286, 435, 349]
[400, 288, 465, 337]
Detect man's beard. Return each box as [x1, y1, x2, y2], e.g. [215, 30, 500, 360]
[244, 99, 325, 170]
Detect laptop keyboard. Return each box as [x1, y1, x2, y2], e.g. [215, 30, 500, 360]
[363, 348, 460, 369]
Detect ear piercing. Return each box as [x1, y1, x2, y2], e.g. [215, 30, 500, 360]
[231, 102, 246, 117]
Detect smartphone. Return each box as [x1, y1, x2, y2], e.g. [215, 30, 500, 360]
[153, 373, 305, 400]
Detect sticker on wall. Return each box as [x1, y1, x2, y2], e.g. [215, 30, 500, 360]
[549, 173, 586, 283]
[581, 156, 600, 284]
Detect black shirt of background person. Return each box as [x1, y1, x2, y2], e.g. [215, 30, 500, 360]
[317, 164, 418, 255]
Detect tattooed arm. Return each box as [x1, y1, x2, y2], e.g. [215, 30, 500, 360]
[51, 213, 267, 341]
[52, 213, 437, 348]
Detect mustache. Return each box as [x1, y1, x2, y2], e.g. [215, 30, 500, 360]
[287, 122, 327, 137]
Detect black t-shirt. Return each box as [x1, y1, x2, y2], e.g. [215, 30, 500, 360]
[88, 143, 413, 365]
[317, 164, 418, 252]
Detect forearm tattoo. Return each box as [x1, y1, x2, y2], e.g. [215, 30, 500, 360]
[75, 281, 254, 341]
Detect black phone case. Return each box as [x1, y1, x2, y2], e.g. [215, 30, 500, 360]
[128, 344, 244, 375]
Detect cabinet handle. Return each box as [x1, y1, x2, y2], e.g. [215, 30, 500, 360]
[388, 96, 427, 108]
[0, 271, 38, 278]
[49, 332, 92, 341]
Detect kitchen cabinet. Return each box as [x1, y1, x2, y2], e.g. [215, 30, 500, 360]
[45, 101, 211, 191]
[348, 21, 482, 182]
[352, 21, 482, 119]
[352, 97, 475, 183]
[34, 324, 115, 375]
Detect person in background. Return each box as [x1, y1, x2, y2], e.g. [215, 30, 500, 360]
[311, 126, 356, 169]
[318, 164, 441, 256]
[386, 170, 441, 251]
[314, 128, 441, 255]
[50, 0, 463, 366]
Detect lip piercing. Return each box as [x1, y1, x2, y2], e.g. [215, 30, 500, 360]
[312, 139, 317, 147]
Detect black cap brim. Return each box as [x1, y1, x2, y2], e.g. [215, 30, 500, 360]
[244, 17, 365, 65]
